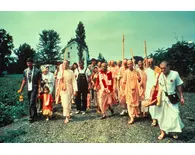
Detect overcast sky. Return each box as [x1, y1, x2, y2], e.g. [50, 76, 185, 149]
[0, 11, 195, 60]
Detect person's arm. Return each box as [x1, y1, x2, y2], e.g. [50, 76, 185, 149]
[121, 70, 127, 91]
[175, 72, 184, 105]
[136, 71, 141, 83]
[18, 71, 26, 93]
[177, 85, 184, 105]
[72, 72, 78, 96]
[38, 70, 42, 93]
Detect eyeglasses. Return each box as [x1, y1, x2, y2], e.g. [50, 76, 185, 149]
[160, 67, 166, 69]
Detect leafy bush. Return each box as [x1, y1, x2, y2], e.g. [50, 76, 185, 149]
[182, 74, 195, 92]
[0, 75, 28, 127]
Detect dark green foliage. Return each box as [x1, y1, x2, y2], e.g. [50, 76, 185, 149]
[133, 56, 144, 64]
[151, 41, 195, 92]
[75, 21, 88, 62]
[0, 75, 28, 127]
[97, 53, 106, 63]
[0, 128, 26, 142]
[6, 43, 36, 74]
[36, 29, 62, 65]
[0, 29, 14, 76]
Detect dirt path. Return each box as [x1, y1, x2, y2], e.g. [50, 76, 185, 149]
[1, 100, 195, 143]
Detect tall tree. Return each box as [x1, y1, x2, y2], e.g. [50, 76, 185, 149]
[14, 43, 36, 73]
[151, 41, 195, 76]
[75, 21, 88, 62]
[0, 29, 14, 75]
[97, 53, 106, 63]
[36, 30, 61, 65]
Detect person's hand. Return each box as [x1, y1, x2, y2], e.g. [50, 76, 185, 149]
[38, 87, 41, 94]
[74, 91, 78, 96]
[18, 89, 22, 94]
[180, 97, 185, 105]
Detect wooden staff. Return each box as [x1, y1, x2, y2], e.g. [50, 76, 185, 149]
[144, 40, 148, 68]
[122, 34, 124, 61]
[130, 48, 135, 67]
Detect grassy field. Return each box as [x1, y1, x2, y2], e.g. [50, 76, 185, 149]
[0, 74, 195, 143]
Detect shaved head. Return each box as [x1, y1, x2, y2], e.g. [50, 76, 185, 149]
[160, 61, 170, 75]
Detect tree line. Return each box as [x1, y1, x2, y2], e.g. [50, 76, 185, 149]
[0, 21, 91, 75]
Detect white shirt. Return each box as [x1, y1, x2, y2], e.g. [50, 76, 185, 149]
[74, 67, 91, 82]
[145, 67, 156, 99]
[27, 67, 34, 91]
[158, 70, 183, 95]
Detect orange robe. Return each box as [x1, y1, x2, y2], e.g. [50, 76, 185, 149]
[123, 69, 140, 118]
[137, 68, 147, 101]
[118, 66, 128, 104]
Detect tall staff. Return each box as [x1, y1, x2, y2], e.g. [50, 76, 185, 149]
[144, 40, 148, 68]
[122, 34, 124, 61]
[130, 48, 135, 67]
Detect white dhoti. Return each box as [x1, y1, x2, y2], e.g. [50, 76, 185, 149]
[60, 91, 72, 117]
[156, 93, 184, 133]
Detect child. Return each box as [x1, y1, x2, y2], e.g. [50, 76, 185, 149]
[38, 86, 53, 121]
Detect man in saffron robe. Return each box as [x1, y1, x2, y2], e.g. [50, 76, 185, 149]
[96, 63, 117, 119]
[122, 60, 141, 124]
[137, 60, 147, 117]
[118, 59, 128, 116]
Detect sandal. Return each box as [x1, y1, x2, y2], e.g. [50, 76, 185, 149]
[173, 135, 178, 139]
[100, 115, 107, 120]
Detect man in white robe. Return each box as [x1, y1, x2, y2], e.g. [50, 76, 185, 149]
[59, 60, 78, 124]
[155, 61, 185, 140]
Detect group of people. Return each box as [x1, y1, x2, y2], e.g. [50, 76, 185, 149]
[18, 56, 185, 140]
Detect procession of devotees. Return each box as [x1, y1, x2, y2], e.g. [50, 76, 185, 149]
[18, 57, 185, 140]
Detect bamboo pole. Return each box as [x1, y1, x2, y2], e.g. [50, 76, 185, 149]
[130, 48, 135, 67]
[144, 40, 148, 68]
[122, 34, 124, 61]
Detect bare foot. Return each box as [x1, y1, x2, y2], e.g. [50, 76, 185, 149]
[158, 132, 165, 140]
[64, 119, 69, 124]
[128, 118, 134, 124]
[151, 120, 157, 126]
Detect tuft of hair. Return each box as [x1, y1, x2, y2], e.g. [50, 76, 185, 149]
[160, 61, 170, 66]
[26, 58, 33, 63]
[43, 85, 50, 93]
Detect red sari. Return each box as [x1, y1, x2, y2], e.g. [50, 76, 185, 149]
[39, 94, 53, 116]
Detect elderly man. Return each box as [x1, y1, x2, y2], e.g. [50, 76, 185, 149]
[42, 65, 55, 95]
[122, 60, 141, 124]
[59, 60, 78, 124]
[137, 60, 147, 117]
[96, 62, 116, 119]
[118, 59, 128, 116]
[154, 61, 185, 140]
[145, 58, 161, 126]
